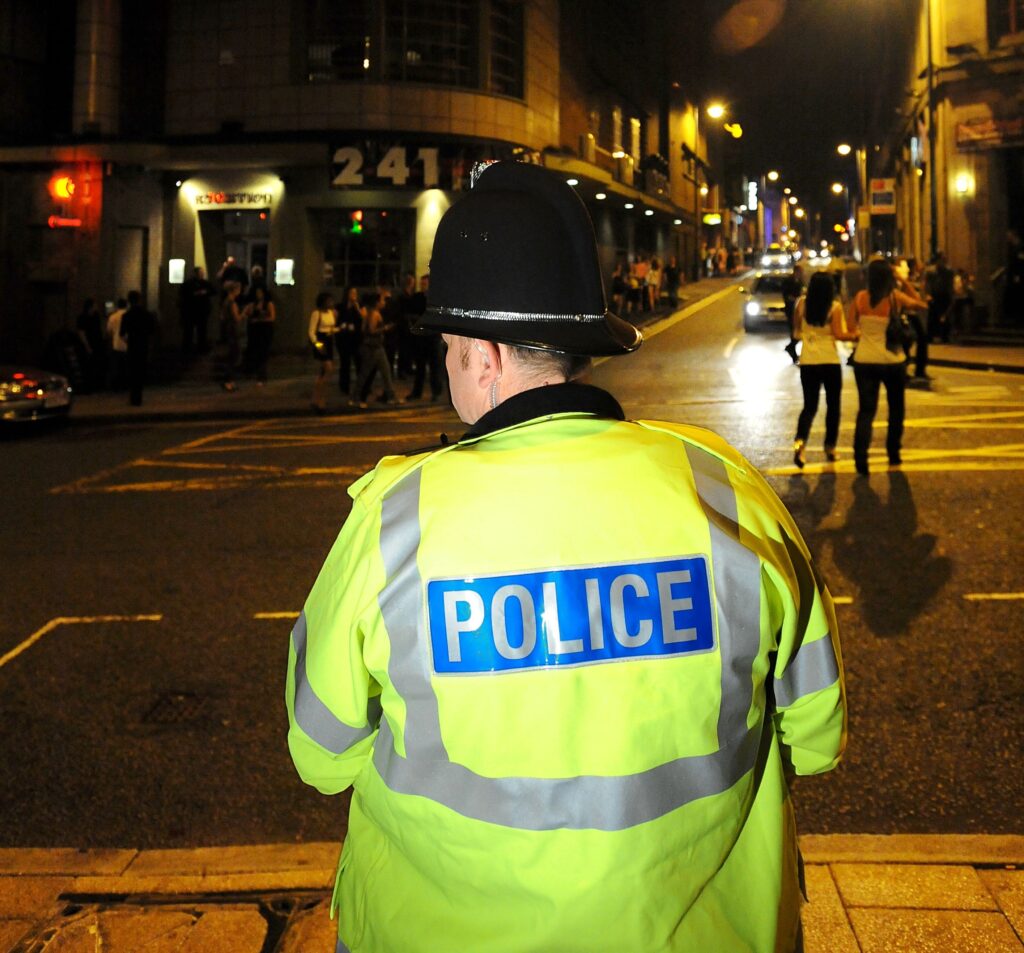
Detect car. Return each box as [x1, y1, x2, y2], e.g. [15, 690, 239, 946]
[740, 273, 790, 331]
[759, 244, 792, 271]
[0, 366, 74, 424]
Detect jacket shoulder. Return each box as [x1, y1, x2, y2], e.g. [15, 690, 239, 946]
[632, 419, 750, 475]
[347, 446, 452, 504]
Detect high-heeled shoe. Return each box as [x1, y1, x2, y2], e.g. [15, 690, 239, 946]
[793, 440, 805, 469]
[824, 445, 839, 462]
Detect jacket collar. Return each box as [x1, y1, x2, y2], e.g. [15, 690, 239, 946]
[461, 382, 625, 441]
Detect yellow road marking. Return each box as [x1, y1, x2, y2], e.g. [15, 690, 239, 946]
[170, 420, 265, 454]
[253, 612, 301, 620]
[0, 615, 162, 669]
[833, 596, 853, 605]
[963, 593, 1024, 601]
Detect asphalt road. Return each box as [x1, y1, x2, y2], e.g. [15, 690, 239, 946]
[1, 285, 1021, 848]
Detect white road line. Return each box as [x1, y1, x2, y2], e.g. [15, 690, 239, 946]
[0, 615, 163, 670]
[963, 593, 1024, 601]
[253, 612, 301, 620]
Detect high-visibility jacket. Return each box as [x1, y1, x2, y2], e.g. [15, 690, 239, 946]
[286, 398, 846, 953]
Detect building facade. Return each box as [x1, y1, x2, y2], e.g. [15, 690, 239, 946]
[888, 0, 1024, 327]
[0, 0, 710, 365]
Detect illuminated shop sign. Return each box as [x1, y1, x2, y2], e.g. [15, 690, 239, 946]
[330, 142, 525, 191]
[195, 191, 273, 206]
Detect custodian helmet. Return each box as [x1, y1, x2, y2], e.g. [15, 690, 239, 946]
[415, 161, 642, 356]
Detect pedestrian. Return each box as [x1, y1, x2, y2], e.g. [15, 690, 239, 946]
[406, 274, 444, 401]
[336, 286, 363, 398]
[896, 258, 930, 381]
[308, 291, 338, 413]
[395, 272, 418, 379]
[791, 272, 860, 468]
[241, 286, 275, 384]
[218, 281, 243, 392]
[286, 160, 845, 953]
[178, 266, 215, 354]
[924, 251, 955, 343]
[663, 254, 681, 308]
[625, 257, 642, 314]
[1004, 228, 1024, 327]
[782, 264, 805, 363]
[610, 259, 627, 314]
[120, 290, 156, 407]
[352, 289, 398, 407]
[216, 255, 248, 296]
[846, 258, 928, 475]
[645, 255, 662, 311]
[105, 296, 128, 390]
[75, 298, 106, 392]
[634, 254, 651, 311]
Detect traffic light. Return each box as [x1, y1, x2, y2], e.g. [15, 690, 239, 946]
[350, 209, 363, 234]
[48, 174, 76, 201]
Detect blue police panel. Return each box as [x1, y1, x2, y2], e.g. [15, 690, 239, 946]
[427, 556, 716, 675]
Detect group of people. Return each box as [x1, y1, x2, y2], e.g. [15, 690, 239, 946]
[307, 273, 444, 413]
[609, 254, 682, 315]
[788, 251, 966, 475]
[702, 241, 744, 278]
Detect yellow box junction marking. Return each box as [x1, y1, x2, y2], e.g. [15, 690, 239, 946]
[0, 615, 163, 670]
[963, 593, 1024, 602]
[253, 612, 301, 620]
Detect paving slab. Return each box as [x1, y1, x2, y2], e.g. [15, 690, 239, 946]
[800, 866, 859, 953]
[91, 908, 196, 951]
[848, 908, 1024, 952]
[276, 898, 337, 953]
[0, 850, 135, 877]
[177, 907, 268, 952]
[124, 843, 338, 877]
[831, 863, 997, 911]
[69, 870, 334, 896]
[0, 876, 74, 918]
[979, 869, 1024, 936]
[799, 833, 1024, 865]
[0, 920, 34, 949]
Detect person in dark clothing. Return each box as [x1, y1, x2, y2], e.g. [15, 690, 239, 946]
[395, 273, 419, 379]
[337, 285, 363, 398]
[406, 275, 444, 401]
[782, 265, 805, 364]
[120, 291, 157, 406]
[217, 256, 248, 295]
[75, 298, 106, 391]
[179, 266, 215, 353]
[663, 256, 681, 309]
[925, 252, 954, 343]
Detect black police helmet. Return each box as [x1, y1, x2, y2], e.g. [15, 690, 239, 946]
[414, 161, 642, 356]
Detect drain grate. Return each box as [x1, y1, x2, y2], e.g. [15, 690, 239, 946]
[142, 690, 209, 725]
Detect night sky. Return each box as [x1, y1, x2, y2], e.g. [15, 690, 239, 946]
[695, 0, 918, 224]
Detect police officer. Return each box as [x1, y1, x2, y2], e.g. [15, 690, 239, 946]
[286, 161, 846, 953]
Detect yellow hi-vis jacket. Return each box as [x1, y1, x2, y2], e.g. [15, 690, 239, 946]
[286, 402, 846, 953]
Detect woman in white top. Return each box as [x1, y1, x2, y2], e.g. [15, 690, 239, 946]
[308, 291, 338, 412]
[847, 260, 928, 474]
[792, 271, 860, 468]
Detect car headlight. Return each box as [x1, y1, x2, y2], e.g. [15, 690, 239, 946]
[745, 301, 760, 316]
[761, 256, 771, 266]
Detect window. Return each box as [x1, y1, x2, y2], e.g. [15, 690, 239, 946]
[488, 0, 523, 97]
[612, 107, 623, 153]
[319, 208, 412, 290]
[989, 0, 1024, 41]
[630, 117, 641, 163]
[307, 0, 521, 95]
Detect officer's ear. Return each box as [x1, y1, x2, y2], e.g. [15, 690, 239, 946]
[473, 339, 502, 387]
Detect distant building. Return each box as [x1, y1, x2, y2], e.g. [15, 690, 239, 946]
[886, 0, 1024, 328]
[0, 0, 713, 362]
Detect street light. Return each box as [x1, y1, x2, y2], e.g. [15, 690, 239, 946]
[837, 143, 852, 157]
[706, 102, 726, 120]
[831, 182, 844, 194]
[767, 170, 780, 182]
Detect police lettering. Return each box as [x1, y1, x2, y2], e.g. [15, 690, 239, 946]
[428, 557, 715, 675]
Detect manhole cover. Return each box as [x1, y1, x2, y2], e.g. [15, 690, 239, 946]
[142, 691, 208, 725]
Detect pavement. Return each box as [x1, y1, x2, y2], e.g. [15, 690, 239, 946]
[5, 275, 1024, 950]
[1, 836, 1022, 951]
[54, 275, 1024, 429]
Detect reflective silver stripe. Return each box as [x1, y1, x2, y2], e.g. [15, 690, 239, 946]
[291, 610, 379, 755]
[430, 305, 605, 324]
[774, 636, 840, 708]
[684, 445, 762, 748]
[372, 445, 765, 831]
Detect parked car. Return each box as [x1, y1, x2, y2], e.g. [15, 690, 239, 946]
[0, 366, 73, 424]
[759, 244, 792, 271]
[740, 273, 790, 331]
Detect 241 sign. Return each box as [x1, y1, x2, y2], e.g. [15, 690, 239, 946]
[331, 144, 440, 188]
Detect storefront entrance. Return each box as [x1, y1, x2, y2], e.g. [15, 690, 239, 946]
[198, 209, 270, 281]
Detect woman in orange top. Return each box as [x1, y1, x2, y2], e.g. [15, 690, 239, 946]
[846, 259, 928, 475]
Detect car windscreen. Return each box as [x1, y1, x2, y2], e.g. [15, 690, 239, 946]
[754, 276, 788, 293]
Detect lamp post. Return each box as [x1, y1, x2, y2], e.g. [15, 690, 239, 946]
[692, 101, 727, 280]
[837, 143, 869, 261]
[925, 0, 938, 260]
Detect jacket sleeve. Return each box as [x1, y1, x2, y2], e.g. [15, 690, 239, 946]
[759, 493, 847, 777]
[286, 494, 383, 795]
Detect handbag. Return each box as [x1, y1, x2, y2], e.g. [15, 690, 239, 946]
[885, 295, 915, 354]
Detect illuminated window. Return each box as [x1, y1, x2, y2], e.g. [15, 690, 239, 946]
[989, 0, 1024, 42]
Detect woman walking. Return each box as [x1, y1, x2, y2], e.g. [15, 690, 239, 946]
[241, 286, 276, 384]
[792, 271, 860, 468]
[847, 259, 929, 475]
[352, 289, 398, 407]
[308, 291, 338, 412]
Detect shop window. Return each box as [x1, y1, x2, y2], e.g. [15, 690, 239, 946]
[319, 208, 413, 291]
[384, 0, 478, 88]
[989, 0, 1024, 42]
[306, 0, 373, 82]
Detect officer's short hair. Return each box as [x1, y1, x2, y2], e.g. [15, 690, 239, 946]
[505, 343, 591, 381]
